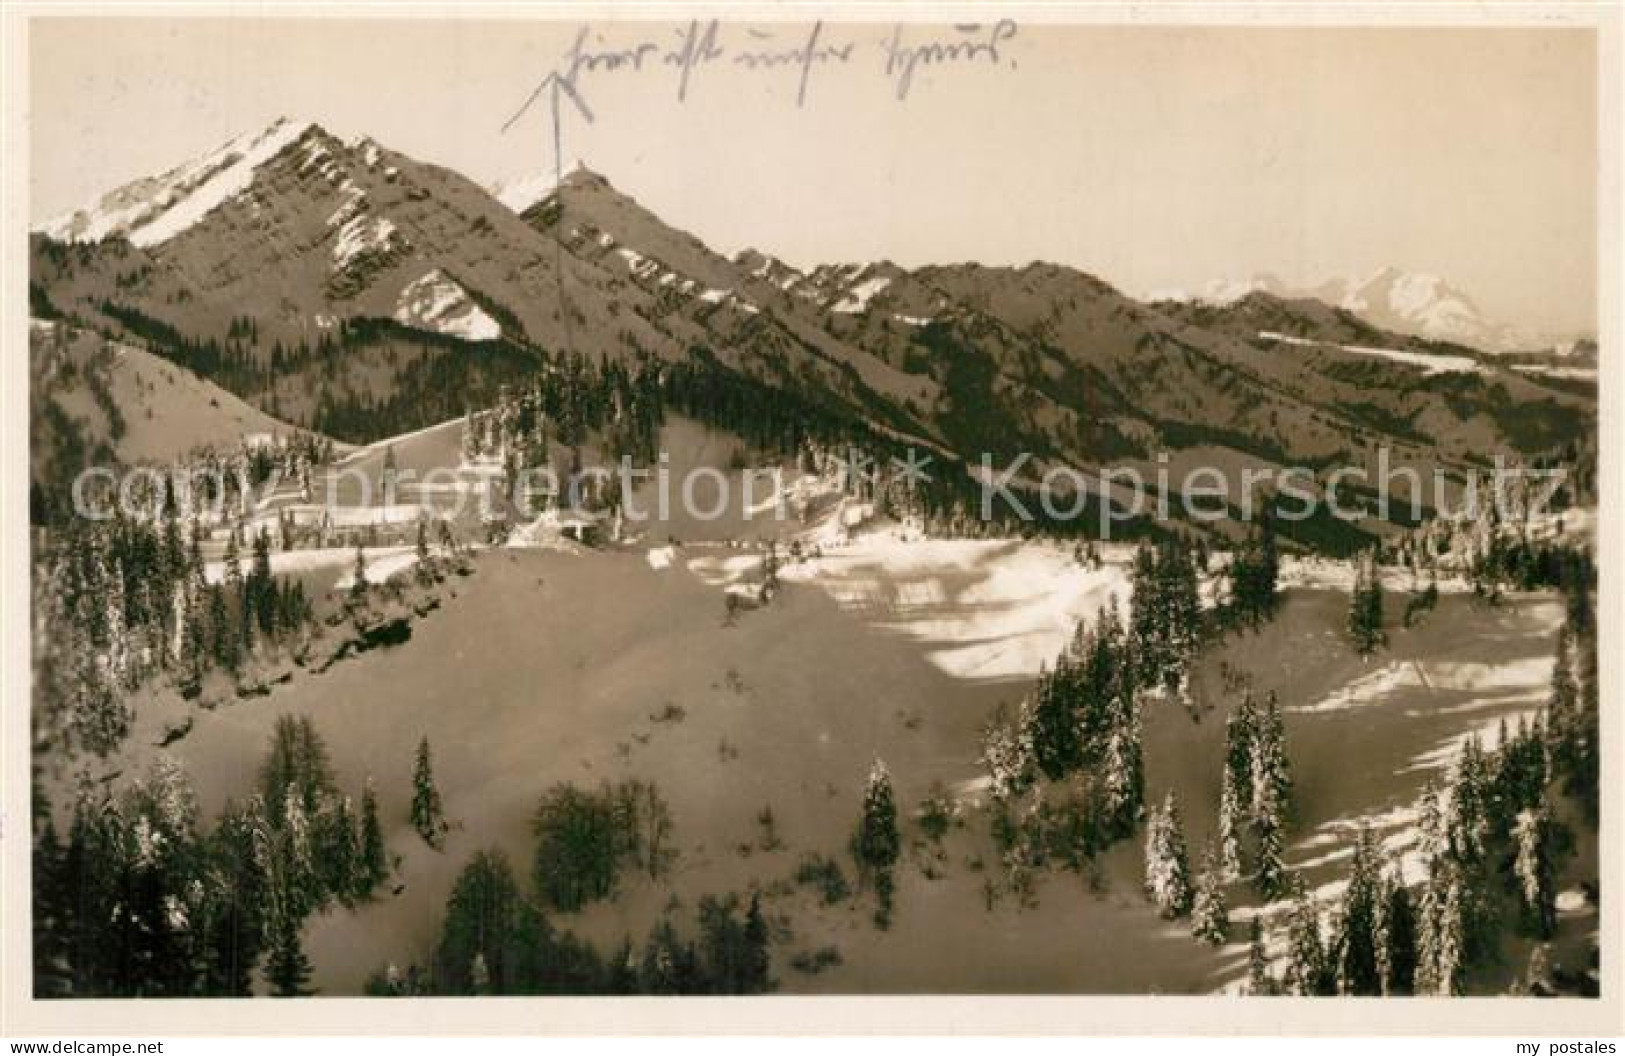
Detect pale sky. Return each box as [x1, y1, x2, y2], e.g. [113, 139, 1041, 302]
[29, 17, 1598, 334]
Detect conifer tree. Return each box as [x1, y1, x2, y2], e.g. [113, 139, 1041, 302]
[277, 788, 320, 919]
[1282, 889, 1328, 996]
[1347, 549, 1386, 656]
[1513, 803, 1557, 939]
[1079, 605, 1121, 748]
[1545, 628, 1578, 772]
[1249, 694, 1291, 898]
[1028, 662, 1081, 781]
[1417, 858, 1468, 996]
[1143, 791, 1193, 918]
[1161, 542, 1202, 697]
[854, 758, 900, 877]
[1191, 843, 1229, 946]
[981, 704, 1035, 801]
[1220, 692, 1259, 879]
[266, 910, 314, 997]
[1100, 689, 1143, 836]
[1448, 736, 1489, 866]
[1433, 866, 1467, 996]
[1254, 807, 1288, 902]
[260, 715, 337, 827]
[358, 777, 388, 896]
[1374, 867, 1417, 995]
[1227, 512, 1281, 627]
[1331, 828, 1382, 995]
[411, 736, 447, 850]
[321, 795, 361, 904]
[1251, 694, 1288, 812]
[1417, 779, 1446, 863]
[206, 582, 239, 674]
[1246, 914, 1272, 995]
[251, 527, 275, 635]
[1129, 544, 1163, 686]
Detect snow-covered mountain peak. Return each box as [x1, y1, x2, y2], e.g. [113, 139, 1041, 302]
[491, 172, 560, 213]
[490, 161, 607, 213]
[38, 117, 319, 247]
[1338, 268, 1506, 348]
[1163, 266, 1577, 353]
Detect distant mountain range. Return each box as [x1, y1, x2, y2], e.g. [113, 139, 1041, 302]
[1148, 268, 1587, 354]
[28, 117, 1596, 550]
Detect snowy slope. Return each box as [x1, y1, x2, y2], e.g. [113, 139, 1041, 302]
[393, 269, 502, 340]
[112, 538, 1574, 996]
[38, 118, 315, 247]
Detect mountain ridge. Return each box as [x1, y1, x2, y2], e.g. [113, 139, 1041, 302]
[1150, 267, 1586, 353]
[29, 118, 1596, 551]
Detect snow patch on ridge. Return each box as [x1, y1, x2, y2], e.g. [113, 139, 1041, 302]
[333, 215, 400, 270]
[491, 172, 561, 213]
[832, 275, 892, 314]
[1258, 330, 1481, 376]
[393, 269, 502, 341]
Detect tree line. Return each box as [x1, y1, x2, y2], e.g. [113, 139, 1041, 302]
[33, 715, 389, 997]
[1247, 544, 1597, 996]
[33, 514, 315, 756]
[365, 849, 772, 997]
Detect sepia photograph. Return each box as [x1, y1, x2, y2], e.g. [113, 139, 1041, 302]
[2, 1, 1621, 1042]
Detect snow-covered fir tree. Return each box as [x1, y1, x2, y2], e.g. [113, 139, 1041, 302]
[1249, 693, 1292, 898]
[855, 758, 900, 869]
[1127, 541, 1204, 698]
[1416, 779, 1446, 863]
[1417, 858, 1467, 996]
[1282, 889, 1328, 996]
[1219, 691, 1259, 879]
[1331, 828, 1382, 995]
[1513, 802, 1557, 939]
[980, 703, 1035, 801]
[1099, 688, 1143, 836]
[1143, 791, 1193, 918]
[1190, 843, 1229, 946]
[1217, 774, 1245, 882]
[1447, 735, 1489, 866]
[1246, 914, 1273, 995]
